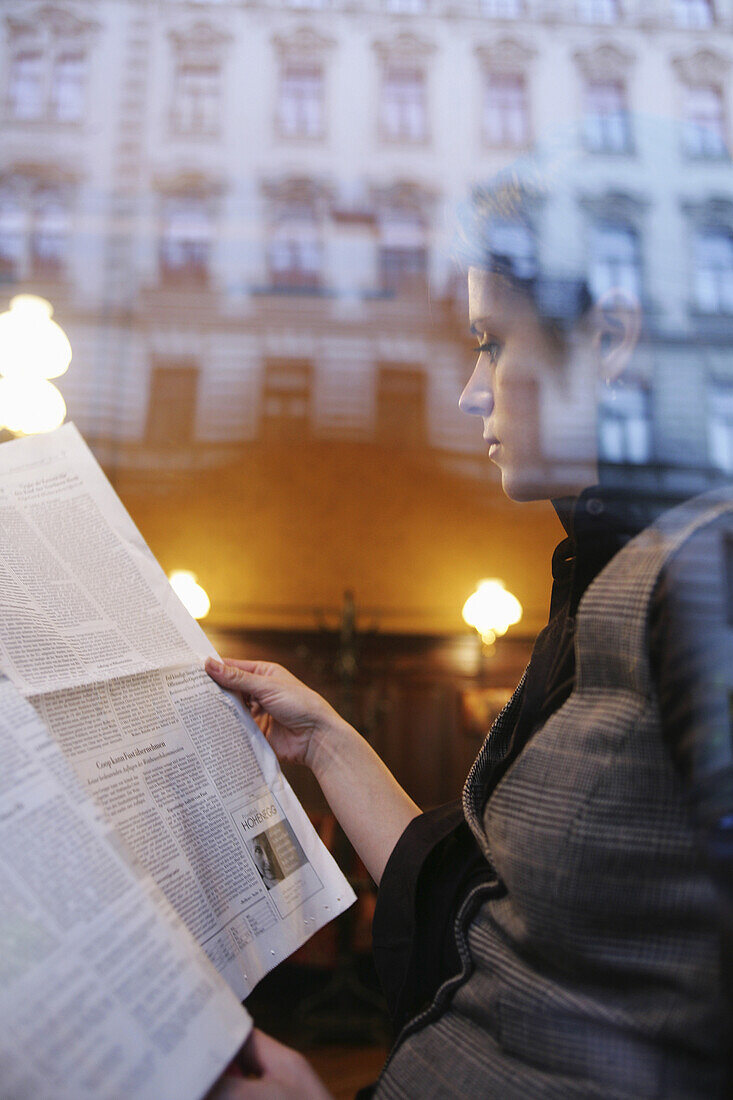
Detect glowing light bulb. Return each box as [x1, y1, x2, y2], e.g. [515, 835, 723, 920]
[169, 570, 211, 620]
[0, 377, 67, 435]
[0, 294, 72, 381]
[462, 578, 522, 646]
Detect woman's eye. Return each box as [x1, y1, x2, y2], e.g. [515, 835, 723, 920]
[476, 341, 501, 362]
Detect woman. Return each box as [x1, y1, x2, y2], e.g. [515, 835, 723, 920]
[208, 163, 733, 1097]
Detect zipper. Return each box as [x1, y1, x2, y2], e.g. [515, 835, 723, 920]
[462, 665, 528, 844]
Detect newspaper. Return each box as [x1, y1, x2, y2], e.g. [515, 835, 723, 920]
[0, 672, 251, 1100]
[0, 423, 355, 1004]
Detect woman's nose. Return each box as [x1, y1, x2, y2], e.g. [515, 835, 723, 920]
[459, 361, 494, 418]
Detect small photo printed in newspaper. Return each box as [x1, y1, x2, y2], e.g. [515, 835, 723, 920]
[246, 819, 307, 890]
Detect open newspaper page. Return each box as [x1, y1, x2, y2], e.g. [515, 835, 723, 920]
[0, 673, 251, 1100]
[0, 424, 355, 1001]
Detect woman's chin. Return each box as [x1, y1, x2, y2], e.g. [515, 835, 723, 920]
[500, 467, 551, 503]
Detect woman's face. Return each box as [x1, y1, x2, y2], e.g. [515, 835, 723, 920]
[461, 266, 600, 502]
[252, 840, 277, 884]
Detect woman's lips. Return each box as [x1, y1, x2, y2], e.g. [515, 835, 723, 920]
[487, 441, 501, 459]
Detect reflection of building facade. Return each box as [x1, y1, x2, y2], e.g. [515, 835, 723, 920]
[1, 1, 732, 463]
[2, 0, 733, 637]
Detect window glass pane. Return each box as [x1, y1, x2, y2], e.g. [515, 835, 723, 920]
[673, 0, 714, 29]
[9, 51, 45, 119]
[160, 197, 212, 284]
[51, 52, 86, 122]
[0, 194, 26, 275]
[381, 68, 426, 142]
[694, 229, 733, 313]
[145, 362, 200, 446]
[174, 63, 221, 136]
[576, 0, 618, 21]
[709, 383, 733, 471]
[598, 385, 651, 464]
[269, 208, 322, 289]
[590, 223, 641, 298]
[683, 85, 726, 157]
[480, 0, 522, 15]
[584, 81, 630, 152]
[279, 65, 323, 138]
[32, 191, 68, 275]
[484, 74, 528, 148]
[261, 360, 312, 440]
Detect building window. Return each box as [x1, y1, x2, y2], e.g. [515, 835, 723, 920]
[589, 223, 642, 299]
[0, 190, 26, 280]
[584, 80, 631, 153]
[31, 189, 69, 278]
[172, 61, 221, 136]
[486, 221, 537, 279]
[159, 195, 213, 287]
[673, 0, 714, 28]
[598, 383, 651, 464]
[384, 0, 427, 11]
[269, 206, 322, 291]
[682, 85, 727, 158]
[145, 361, 200, 447]
[378, 212, 428, 295]
[576, 0, 619, 21]
[376, 365, 427, 446]
[278, 64, 324, 139]
[51, 52, 86, 122]
[483, 74, 529, 149]
[708, 382, 733, 472]
[261, 360, 312, 440]
[693, 228, 733, 314]
[7, 51, 45, 120]
[6, 32, 89, 124]
[0, 178, 70, 283]
[380, 67, 427, 143]
[480, 0, 523, 15]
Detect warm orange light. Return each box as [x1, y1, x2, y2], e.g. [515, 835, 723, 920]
[462, 578, 522, 646]
[169, 570, 211, 620]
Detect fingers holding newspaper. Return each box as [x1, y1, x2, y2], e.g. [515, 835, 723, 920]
[210, 1029, 334, 1100]
[205, 658, 348, 771]
[206, 656, 421, 885]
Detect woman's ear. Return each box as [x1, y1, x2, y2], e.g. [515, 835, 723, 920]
[592, 288, 642, 385]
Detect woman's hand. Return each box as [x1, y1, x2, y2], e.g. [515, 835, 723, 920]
[206, 655, 420, 883]
[205, 658, 346, 772]
[210, 1029, 333, 1100]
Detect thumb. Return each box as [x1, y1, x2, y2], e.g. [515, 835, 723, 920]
[205, 658, 268, 699]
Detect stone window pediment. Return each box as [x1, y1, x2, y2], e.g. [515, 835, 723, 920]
[580, 189, 648, 226]
[682, 195, 733, 229]
[273, 25, 335, 60]
[673, 49, 730, 89]
[5, 4, 98, 43]
[369, 180, 436, 220]
[373, 32, 436, 64]
[574, 42, 634, 82]
[169, 23, 231, 68]
[153, 170, 224, 199]
[475, 38, 535, 76]
[262, 176, 334, 214]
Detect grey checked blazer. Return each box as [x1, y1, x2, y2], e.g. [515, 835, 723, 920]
[374, 491, 732, 1099]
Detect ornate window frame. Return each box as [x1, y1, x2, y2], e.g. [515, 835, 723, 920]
[3, 4, 97, 126]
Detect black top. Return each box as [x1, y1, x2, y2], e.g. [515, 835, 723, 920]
[371, 485, 733, 1041]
